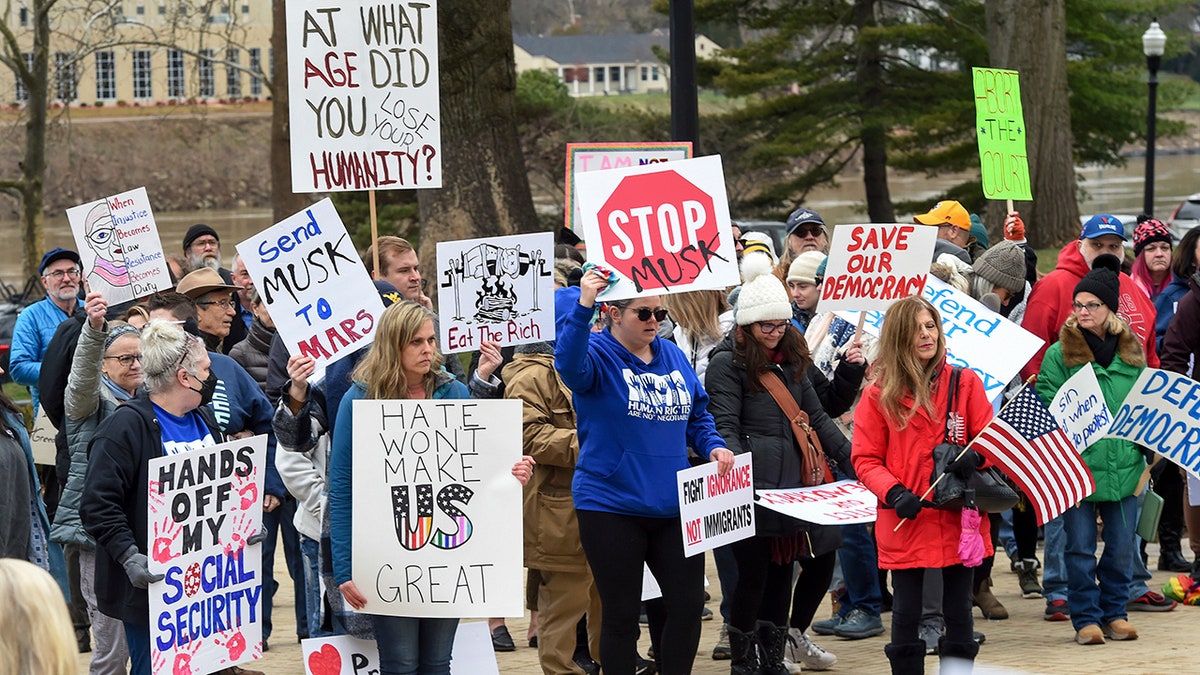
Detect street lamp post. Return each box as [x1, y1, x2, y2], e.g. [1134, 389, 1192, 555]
[1143, 20, 1167, 217]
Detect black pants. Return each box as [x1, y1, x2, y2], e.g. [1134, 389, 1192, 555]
[891, 565, 974, 645]
[790, 550, 838, 632]
[577, 509, 705, 675]
[1012, 501, 1039, 560]
[728, 536, 793, 631]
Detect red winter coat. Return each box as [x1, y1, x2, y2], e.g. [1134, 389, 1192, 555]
[1020, 242, 1159, 380]
[852, 362, 995, 570]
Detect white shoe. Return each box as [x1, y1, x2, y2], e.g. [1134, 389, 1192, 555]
[786, 627, 837, 671]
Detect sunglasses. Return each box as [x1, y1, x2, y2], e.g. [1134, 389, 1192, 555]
[629, 307, 669, 322]
[790, 226, 823, 238]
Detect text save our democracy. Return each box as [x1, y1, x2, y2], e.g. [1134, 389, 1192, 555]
[822, 225, 927, 302]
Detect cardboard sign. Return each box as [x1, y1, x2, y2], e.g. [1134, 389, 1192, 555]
[29, 407, 57, 466]
[817, 223, 936, 313]
[677, 454, 755, 557]
[973, 67, 1032, 201]
[756, 480, 878, 525]
[66, 187, 171, 304]
[436, 232, 555, 354]
[302, 622, 499, 675]
[236, 199, 385, 374]
[565, 142, 692, 232]
[1106, 368, 1200, 478]
[1050, 366, 1112, 451]
[351, 399, 523, 617]
[575, 155, 739, 300]
[836, 277, 1044, 401]
[147, 436, 268, 675]
[286, 1, 441, 192]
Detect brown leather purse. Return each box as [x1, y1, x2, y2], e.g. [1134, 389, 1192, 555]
[760, 371, 834, 486]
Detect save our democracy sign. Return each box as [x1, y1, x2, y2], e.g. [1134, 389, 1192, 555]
[147, 436, 267, 675]
[66, 187, 171, 304]
[816, 223, 937, 313]
[564, 142, 693, 232]
[677, 454, 755, 557]
[575, 155, 740, 300]
[351, 399, 524, 617]
[286, 1, 441, 192]
[757, 480, 879, 525]
[236, 199, 385, 374]
[1106, 368, 1200, 477]
[973, 67, 1032, 201]
[1050, 365, 1112, 452]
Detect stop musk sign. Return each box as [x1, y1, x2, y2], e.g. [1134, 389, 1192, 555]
[576, 155, 739, 300]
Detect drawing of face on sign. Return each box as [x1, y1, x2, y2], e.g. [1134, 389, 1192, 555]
[84, 202, 130, 295]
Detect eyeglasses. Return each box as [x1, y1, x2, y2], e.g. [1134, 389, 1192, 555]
[191, 237, 220, 249]
[103, 353, 143, 367]
[196, 298, 236, 310]
[790, 226, 823, 238]
[629, 307, 669, 322]
[44, 268, 81, 281]
[757, 321, 790, 335]
[1072, 301, 1103, 313]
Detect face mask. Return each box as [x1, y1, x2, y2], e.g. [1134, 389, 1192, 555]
[187, 370, 218, 406]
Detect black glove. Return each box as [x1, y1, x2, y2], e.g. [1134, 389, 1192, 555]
[945, 449, 984, 476]
[886, 485, 923, 520]
[118, 545, 164, 589]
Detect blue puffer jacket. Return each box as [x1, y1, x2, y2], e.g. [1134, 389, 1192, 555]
[10, 297, 81, 411]
[1154, 274, 1190, 353]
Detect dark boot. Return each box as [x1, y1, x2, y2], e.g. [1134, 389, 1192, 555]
[1158, 520, 1191, 572]
[728, 624, 760, 675]
[755, 621, 790, 675]
[938, 637, 979, 672]
[884, 641, 927, 675]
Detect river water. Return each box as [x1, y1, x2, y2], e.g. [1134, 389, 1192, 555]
[0, 153, 1196, 286]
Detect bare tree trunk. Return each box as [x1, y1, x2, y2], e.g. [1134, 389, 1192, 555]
[16, 0, 53, 279]
[270, 0, 312, 223]
[985, 0, 1077, 247]
[854, 0, 894, 223]
[416, 2, 539, 276]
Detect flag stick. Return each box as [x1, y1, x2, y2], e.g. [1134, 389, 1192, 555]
[854, 311, 866, 344]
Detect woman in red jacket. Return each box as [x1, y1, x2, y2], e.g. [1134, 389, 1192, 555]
[852, 296, 995, 675]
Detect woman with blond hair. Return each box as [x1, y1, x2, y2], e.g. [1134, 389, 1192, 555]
[664, 288, 734, 381]
[0, 558, 77, 675]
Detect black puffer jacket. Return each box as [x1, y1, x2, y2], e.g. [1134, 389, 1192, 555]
[229, 317, 275, 393]
[705, 331, 852, 553]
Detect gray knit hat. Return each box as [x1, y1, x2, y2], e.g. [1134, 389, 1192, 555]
[971, 240, 1025, 293]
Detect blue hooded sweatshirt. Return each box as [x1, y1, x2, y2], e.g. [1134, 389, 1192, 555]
[208, 351, 285, 499]
[554, 298, 726, 518]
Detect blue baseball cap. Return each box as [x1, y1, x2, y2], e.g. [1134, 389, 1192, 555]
[1079, 214, 1127, 241]
[39, 247, 81, 275]
[786, 208, 826, 236]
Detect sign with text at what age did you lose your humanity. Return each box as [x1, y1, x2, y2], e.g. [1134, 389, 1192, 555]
[288, 1, 441, 192]
[437, 232, 555, 354]
[973, 67, 1032, 201]
[66, 187, 172, 304]
[236, 199, 386, 374]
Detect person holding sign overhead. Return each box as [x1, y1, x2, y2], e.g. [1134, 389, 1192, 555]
[555, 269, 734, 675]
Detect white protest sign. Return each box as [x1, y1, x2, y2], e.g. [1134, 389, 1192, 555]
[677, 453, 754, 556]
[1191, 473, 1200, 507]
[29, 407, 57, 465]
[236, 199, 385, 374]
[576, 155, 740, 301]
[286, 1, 441, 192]
[301, 622, 498, 675]
[147, 436, 268, 675]
[1050, 366, 1112, 452]
[836, 277, 1044, 401]
[437, 232, 555, 354]
[66, 187, 171, 303]
[817, 223, 936, 313]
[564, 142, 692, 233]
[641, 566, 709, 602]
[1106, 368, 1200, 477]
[352, 399, 523, 617]
[756, 480, 878, 525]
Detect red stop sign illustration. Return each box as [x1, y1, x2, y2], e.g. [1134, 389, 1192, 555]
[597, 169, 724, 292]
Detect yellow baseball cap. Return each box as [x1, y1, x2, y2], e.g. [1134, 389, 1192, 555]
[914, 200, 971, 231]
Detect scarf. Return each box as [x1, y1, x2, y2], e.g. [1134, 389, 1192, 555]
[102, 376, 135, 402]
[1082, 329, 1119, 368]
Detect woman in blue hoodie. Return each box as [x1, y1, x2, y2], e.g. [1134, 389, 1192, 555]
[556, 270, 734, 675]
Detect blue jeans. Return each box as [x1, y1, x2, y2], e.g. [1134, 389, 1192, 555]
[1128, 487, 1153, 600]
[123, 620, 151, 675]
[838, 522, 882, 616]
[1062, 496, 1138, 631]
[997, 509, 1017, 559]
[369, 615, 459, 675]
[1042, 515, 1068, 602]
[262, 495, 306, 640]
[300, 534, 332, 638]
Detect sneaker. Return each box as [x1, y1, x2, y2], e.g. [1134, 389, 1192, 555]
[782, 656, 804, 675]
[832, 608, 885, 640]
[634, 656, 657, 675]
[1074, 624, 1105, 645]
[811, 614, 843, 636]
[786, 628, 837, 670]
[1128, 590, 1177, 612]
[712, 623, 731, 660]
[701, 606, 714, 621]
[1102, 619, 1138, 641]
[919, 622, 942, 655]
[1044, 598, 1070, 621]
[1017, 559, 1043, 598]
[973, 631, 985, 645]
[1163, 573, 1200, 605]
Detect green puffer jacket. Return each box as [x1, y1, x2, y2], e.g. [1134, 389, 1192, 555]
[1035, 316, 1147, 502]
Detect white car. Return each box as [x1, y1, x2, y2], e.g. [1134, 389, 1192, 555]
[1167, 193, 1200, 243]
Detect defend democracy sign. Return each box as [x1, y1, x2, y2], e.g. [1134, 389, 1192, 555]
[147, 436, 267, 675]
[1050, 365, 1112, 452]
[1106, 368, 1200, 478]
[287, 1, 441, 191]
[352, 399, 524, 617]
[757, 480, 878, 525]
[677, 454, 755, 557]
[564, 142, 692, 232]
[236, 199, 385, 375]
[973, 67, 1032, 201]
[817, 223, 936, 313]
[66, 187, 171, 304]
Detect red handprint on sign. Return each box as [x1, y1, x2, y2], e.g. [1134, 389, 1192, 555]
[167, 636, 202, 675]
[151, 517, 183, 565]
[148, 479, 167, 511]
[222, 512, 255, 559]
[213, 631, 248, 661]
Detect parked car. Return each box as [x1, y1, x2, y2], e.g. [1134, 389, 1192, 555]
[734, 220, 788, 258]
[1167, 193, 1200, 243]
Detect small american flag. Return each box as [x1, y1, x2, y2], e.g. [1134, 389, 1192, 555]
[972, 386, 1096, 525]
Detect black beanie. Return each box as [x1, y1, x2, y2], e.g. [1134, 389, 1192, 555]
[1074, 254, 1122, 312]
[183, 223, 220, 251]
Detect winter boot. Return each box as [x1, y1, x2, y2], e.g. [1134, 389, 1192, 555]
[972, 577, 1008, 620]
[884, 641, 927, 675]
[755, 621, 791, 675]
[728, 624, 761, 675]
[938, 637, 980, 674]
[1158, 521, 1191, 572]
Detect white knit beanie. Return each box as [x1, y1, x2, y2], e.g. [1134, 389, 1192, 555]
[787, 251, 826, 286]
[736, 252, 793, 326]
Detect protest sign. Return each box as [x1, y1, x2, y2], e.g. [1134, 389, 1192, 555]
[641, 565, 710, 602]
[565, 142, 692, 233]
[302, 622, 498, 675]
[973, 67, 1032, 201]
[677, 454, 755, 556]
[575, 155, 739, 300]
[147, 436, 267, 675]
[757, 480, 878, 525]
[817, 223, 936, 313]
[286, 1, 441, 192]
[836, 277, 1044, 401]
[1050, 366, 1112, 452]
[29, 407, 57, 465]
[351, 399, 523, 617]
[437, 232, 555, 354]
[1107, 368, 1200, 478]
[236, 199, 385, 374]
[66, 187, 171, 304]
